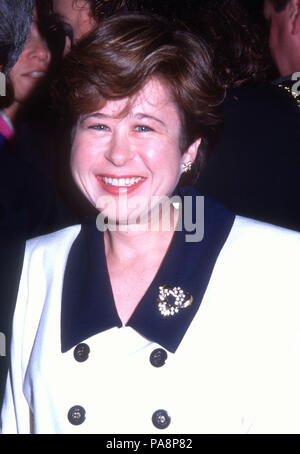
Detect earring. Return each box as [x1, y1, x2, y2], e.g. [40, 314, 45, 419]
[182, 161, 192, 173]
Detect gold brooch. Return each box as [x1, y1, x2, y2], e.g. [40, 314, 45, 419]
[156, 285, 193, 318]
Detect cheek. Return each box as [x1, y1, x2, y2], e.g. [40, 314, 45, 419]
[70, 136, 92, 179]
[143, 141, 183, 192]
[71, 133, 98, 168]
[142, 138, 182, 171]
[9, 65, 22, 95]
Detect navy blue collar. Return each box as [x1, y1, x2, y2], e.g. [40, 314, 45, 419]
[61, 187, 235, 353]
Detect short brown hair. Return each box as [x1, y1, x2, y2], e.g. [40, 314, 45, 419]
[57, 13, 224, 178]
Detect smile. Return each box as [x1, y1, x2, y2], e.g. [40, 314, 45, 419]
[101, 176, 144, 187]
[97, 175, 146, 195]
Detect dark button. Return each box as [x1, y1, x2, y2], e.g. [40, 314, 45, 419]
[74, 343, 90, 362]
[152, 409, 171, 429]
[68, 405, 86, 425]
[150, 348, 168, 367]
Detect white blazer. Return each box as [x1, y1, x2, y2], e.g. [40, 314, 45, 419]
[1, 215, 300, 434]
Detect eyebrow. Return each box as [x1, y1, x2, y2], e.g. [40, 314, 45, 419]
[135, 113, 166, 127]
[80, 112, 167, 128]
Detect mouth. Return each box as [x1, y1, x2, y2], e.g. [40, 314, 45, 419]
[24, 71, 46, 79]
[97, 175, 146, 194]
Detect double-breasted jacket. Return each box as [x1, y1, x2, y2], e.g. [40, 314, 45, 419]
[1, 192, 300, 434]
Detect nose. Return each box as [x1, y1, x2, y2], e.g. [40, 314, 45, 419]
[105, 131, 135, 167]
[29, 37, 51, 66]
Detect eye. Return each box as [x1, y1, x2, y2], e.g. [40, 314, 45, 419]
[88, 124, 110, 131]
[134, 125, 153, 132]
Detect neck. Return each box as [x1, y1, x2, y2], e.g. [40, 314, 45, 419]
[278, 40, 300, 77]
[104, 204, 179, 263]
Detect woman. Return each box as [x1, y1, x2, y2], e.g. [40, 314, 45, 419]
[1, 13, 300, 434]
[0, 3, 51, 142]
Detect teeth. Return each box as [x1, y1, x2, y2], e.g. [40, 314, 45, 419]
[28, 72, 45, 78]
[102, 177, 143, 187]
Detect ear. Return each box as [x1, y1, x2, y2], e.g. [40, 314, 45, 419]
[289, 0, 300, 34]
[181, 138, 202, 173]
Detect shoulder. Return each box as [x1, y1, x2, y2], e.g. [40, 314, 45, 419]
[218, 216, 300, 283]
[229, 215, 300, 246]
[205, 216, 300, 334]
[225, 215, 300, 257]
[13, 226, 82, 341]
[24, 224, 82, 266]
[26, 224, 81, 246]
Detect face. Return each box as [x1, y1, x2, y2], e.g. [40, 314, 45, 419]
[71, 78, 200, 224]
[9, 10, 51, 104]
[52, 0, 96, 43]
[264, 0, 294, 76]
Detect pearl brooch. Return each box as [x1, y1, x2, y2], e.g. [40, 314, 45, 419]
[156, 285, 193, 318]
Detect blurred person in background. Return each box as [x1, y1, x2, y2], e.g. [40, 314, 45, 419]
[263, 0, 300, 115]
[51, 0, 97, 44]
[264, 0, 300, 77]
[0, 6, 51, 145]
[1, 1, 68, 180]
[0, 0, 74, 411]
[192, 0, 300, 231]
